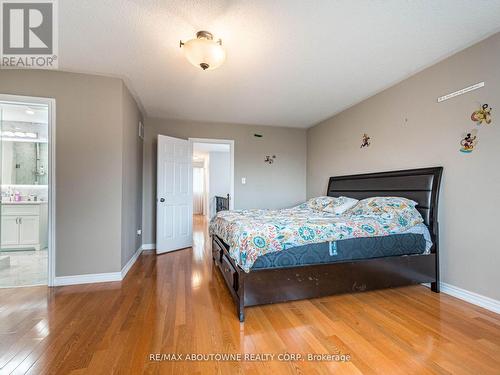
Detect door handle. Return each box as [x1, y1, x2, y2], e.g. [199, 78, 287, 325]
[160, 198, 165, 203]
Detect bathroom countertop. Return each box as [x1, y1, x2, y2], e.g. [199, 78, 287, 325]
[1, 201, 48, 205]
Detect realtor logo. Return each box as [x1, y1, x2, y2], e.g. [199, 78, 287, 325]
[1, 0, 58, 68]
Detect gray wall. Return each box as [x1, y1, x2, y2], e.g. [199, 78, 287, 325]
[120, 84, 144, 268]
[307, 33, 500, 300]
[143, 118, 307, 244]
[0, 70, 143, 276]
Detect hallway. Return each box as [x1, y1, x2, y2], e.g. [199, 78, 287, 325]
[0, 216, 499, 374]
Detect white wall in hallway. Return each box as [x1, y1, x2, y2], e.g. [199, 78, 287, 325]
[208, 151, 231, 218]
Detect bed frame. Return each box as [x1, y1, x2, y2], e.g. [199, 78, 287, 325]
[212, 167, 443, 322]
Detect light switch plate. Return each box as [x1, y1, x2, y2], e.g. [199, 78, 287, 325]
[241, 177, 246, 184]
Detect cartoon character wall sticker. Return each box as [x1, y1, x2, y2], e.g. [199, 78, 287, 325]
[460, 130, 478, 153]
[459, 103, 494, 153]
[360, 134, 371, 148]
[353, 100, 492, 153]
[471, 104, 492, 126]
[264, 155, 276, 164]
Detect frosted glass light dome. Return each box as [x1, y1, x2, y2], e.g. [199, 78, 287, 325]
[180, 31, 226, 71]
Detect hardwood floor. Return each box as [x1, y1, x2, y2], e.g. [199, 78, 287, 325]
[1, 215, 499, 374]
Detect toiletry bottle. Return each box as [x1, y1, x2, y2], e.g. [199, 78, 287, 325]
[14, 191, 21, 202]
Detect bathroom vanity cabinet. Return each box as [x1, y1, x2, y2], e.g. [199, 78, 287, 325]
[1, 202, 48, 250]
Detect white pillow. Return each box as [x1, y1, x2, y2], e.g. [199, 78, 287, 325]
[323, 196, 359, 215]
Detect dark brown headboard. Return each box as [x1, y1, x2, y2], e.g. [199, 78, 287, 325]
[327, 167, 443, 233]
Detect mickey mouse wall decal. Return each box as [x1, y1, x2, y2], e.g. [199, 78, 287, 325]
[360, 134, 371, 148]
[264, 155, 276, 164]
[460, 130, 478, 153]
[471, 104, 492, 126]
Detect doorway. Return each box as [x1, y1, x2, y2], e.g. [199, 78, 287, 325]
[155, 136, 234, 255]
[0, 94, 55, 287]
[190, 138, 234, 221]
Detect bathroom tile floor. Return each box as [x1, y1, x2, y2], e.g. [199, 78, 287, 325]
[0, 249, 47, 287]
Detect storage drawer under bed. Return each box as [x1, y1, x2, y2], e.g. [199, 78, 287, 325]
[212, 236, 224, 265]
[221, 254, 238, 291]
[212, 237, 239, 292]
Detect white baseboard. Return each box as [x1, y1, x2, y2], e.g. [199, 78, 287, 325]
[423, 282, 500, 314]
[141, 243, 156, 250]
[54, 272, 122, 286]
[439, 282, 500, 314]
[54, 246, 144, 286]
[121, 246, 143, 279]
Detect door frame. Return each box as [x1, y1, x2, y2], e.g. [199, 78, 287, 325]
[189, 138, 235, 210]
[0, 94, 56, 287]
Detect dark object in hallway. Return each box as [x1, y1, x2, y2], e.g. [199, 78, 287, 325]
[215, 194, 230, 212]
[212, 167, 443, 322]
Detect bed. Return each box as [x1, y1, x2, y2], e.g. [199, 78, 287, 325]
[211, 167, 443, 322]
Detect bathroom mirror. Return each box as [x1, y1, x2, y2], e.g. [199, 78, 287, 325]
[1, 141, 48, 185]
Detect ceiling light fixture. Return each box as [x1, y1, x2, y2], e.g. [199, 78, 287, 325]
[180, 31, 226, 71]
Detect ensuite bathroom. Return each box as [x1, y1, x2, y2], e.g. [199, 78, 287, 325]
[0, 101, 49, 287]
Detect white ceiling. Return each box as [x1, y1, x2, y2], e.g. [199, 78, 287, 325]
[59, 0, 500, 128]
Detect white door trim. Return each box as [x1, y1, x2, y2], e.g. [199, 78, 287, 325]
[189, 138, 235, 210]
[0, 94, 56, 287]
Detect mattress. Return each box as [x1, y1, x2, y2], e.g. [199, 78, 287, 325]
[251, 233, 427, 270]
[209, 201, 426, 272]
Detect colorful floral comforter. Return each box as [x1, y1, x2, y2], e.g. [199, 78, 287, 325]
[209, 198, 424, 272]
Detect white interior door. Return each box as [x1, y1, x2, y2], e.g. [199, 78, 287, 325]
[156, 135, 193, 254]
